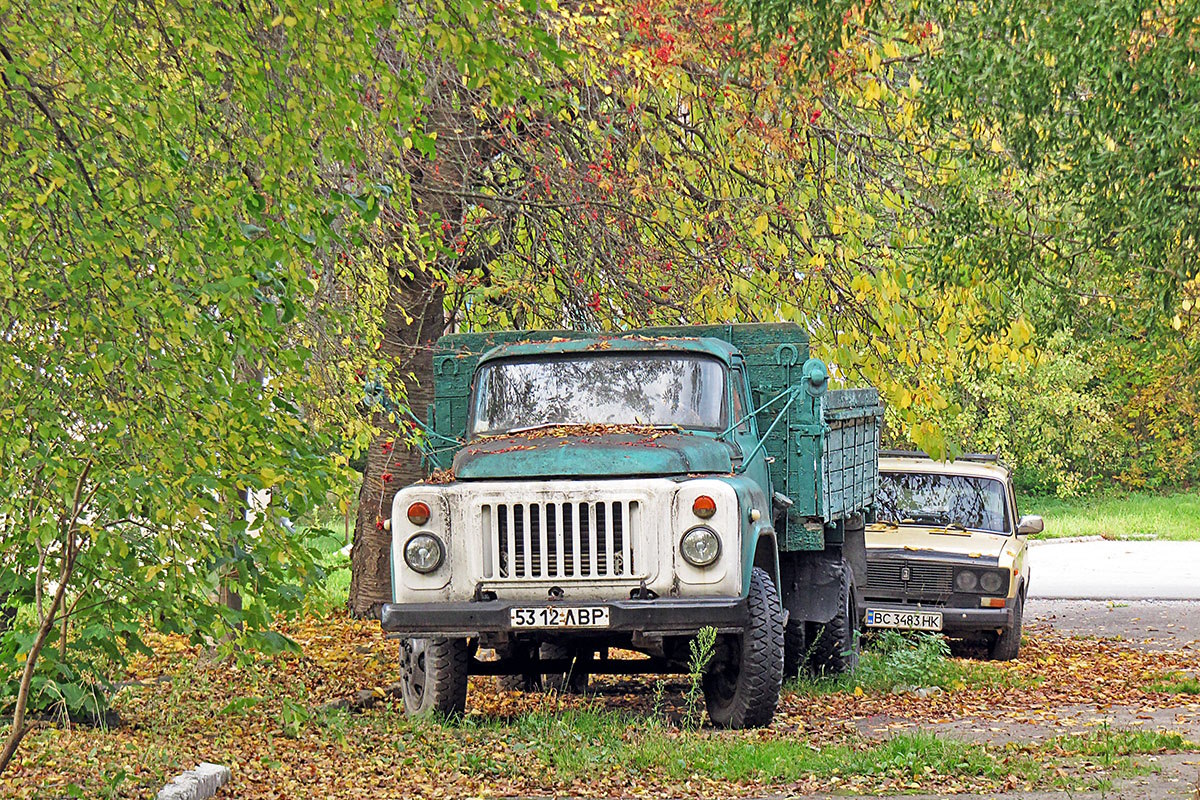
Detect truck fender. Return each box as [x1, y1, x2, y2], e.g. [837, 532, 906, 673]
[741, 525, 780, 600]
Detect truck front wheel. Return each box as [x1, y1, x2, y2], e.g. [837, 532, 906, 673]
[702, 567, 785, 729]
[399, 637, 470, 718]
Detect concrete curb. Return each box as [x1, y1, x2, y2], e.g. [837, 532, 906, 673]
[1027, 535, 1104, 546]
[157, 763, 231, 800]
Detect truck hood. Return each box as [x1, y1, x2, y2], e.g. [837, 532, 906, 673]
[452, 430, 735, 480]
[865, 523, 1015, 561]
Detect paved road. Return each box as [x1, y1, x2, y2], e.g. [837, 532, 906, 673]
[1028, 539, 1200, 600]
[1028, 597, 1200, 652]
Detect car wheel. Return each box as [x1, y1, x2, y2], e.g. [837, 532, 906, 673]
[399, 637, 470, 717]
[988, 590, 1024, 661]
[805, 561, 860, 676]
[702, 566, 785, 729]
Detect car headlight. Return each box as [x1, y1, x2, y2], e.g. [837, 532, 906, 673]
[404, 532, 445, 574]
[680, 526, 721, 567]
[980, 571, 1006, 594]
[955, 570, 979, 592]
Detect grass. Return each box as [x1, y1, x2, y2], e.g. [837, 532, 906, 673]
[463, 707, 1043, 785]
[1029, 489, 1200, 541]
[1146, 671, 1200, 696]
[790, 630, 1025, 696]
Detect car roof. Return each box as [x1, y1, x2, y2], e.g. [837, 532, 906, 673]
[879, 456, 1011, 481]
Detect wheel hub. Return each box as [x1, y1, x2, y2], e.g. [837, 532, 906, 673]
[399, 638, 429, 706]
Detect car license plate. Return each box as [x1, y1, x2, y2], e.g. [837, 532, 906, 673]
[865, 608, 943, 631]
[510, 606, 610, 629]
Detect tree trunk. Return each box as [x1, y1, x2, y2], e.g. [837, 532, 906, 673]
[348, 269, 445, 618]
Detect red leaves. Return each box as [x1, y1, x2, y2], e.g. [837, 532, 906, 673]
[380, 472, 393, 484]
[381, 439, 394, 454]
[809, 108, 822, 125]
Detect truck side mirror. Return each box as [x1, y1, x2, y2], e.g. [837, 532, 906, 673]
[1016, 515, 1044, 536]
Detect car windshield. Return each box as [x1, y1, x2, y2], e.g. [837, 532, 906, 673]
[470, 353, 726, 436]
[876, 472, 1011, 534]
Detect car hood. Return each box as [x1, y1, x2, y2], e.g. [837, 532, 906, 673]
[865, 523, 1015, 561]
[452, 429, 735, 480]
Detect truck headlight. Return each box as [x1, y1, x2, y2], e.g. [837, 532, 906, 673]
[404, 532, 445, 574]
[680, 526, 721, 567]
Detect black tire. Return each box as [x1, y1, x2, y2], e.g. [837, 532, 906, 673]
[702, 567, 785, 729]
[542, 642, 590, 694]
[495, 642, 542, 692]
[988, 590, 1024, 661]
[806, 562, 859, 676]
[399, 637, 470, 718]
[783, 619, 807, 681]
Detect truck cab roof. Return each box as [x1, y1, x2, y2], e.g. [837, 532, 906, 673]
[478, 335, 739, 366]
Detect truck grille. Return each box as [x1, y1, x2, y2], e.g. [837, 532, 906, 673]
[865, 558, 954, 604]
[481, 500, 640, 580]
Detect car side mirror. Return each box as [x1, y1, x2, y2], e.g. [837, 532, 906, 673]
[1017, 515, 1044, 536]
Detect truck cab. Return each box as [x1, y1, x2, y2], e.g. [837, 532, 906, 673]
[382, 324, 882, 728]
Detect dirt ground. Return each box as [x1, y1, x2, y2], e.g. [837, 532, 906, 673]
[829, 599, 1200, 800]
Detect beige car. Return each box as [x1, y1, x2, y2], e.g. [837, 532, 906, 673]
[859, 453, 1043, 660]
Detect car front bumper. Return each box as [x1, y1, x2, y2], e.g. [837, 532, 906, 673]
[381, 596, 750, 639]
[858, 602, 1013, 634]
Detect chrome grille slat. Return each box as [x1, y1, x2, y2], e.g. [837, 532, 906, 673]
[483, 499, 639, 580]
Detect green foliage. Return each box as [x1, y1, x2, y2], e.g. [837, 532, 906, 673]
[792, 631, 1020, 696]
[684, 626, 717, 729]
[721, 0, 1200, 486]
[936, 330, 1123, 496]
[0, 0, 403, 724]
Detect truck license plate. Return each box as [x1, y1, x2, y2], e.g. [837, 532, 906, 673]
[865, 608, 943, 631]
[510, 606, 610, 629]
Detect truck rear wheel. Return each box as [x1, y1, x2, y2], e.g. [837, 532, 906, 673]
[542, 642, 590, 694]
[399, 637, 470, 718]
[495, 642, 542, 692]
[783, 619, 807, 681]
[703, 567, 784, 729]
[806, 562, 859, 676]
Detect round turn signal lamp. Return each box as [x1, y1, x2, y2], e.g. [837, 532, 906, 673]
[692, 495, 717, 519]
[407, 501, 431, 525]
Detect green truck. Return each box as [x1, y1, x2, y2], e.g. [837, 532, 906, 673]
[381, 323, 882, 728]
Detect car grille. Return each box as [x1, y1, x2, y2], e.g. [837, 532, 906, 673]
[481, 500, 640, 580]
[865, 558, 954, 604]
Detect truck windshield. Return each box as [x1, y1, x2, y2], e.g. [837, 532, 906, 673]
[470, 353, 726, 436]
[876, 472, 1011, 534]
